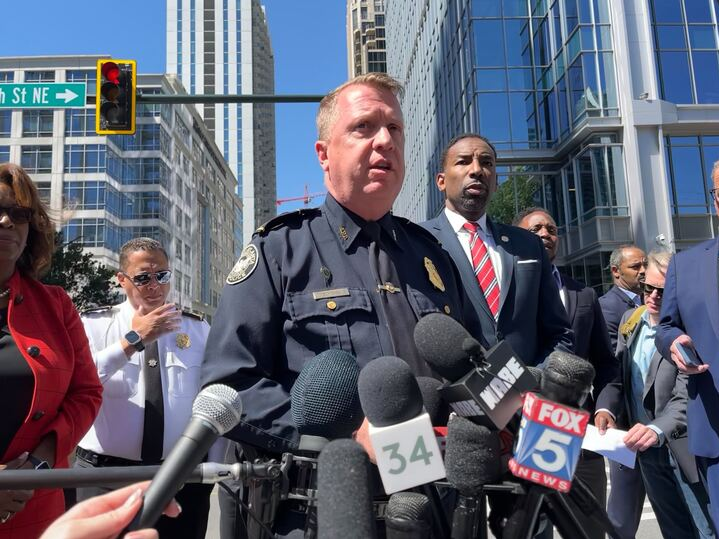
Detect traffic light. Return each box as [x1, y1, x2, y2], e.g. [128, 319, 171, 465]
[95, 59, 136, 135]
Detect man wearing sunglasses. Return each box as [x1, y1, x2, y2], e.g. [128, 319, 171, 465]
[74, 237, 219, 539]
[657, 161, 719, 532]
[596, 250, 714, 539]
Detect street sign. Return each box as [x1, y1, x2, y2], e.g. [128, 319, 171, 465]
[0, 83, 87, 109]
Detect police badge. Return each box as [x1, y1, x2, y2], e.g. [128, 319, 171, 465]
[227, 244, 259, 285]
[176, 333, 191, 349]
[424, 257, 446, 292]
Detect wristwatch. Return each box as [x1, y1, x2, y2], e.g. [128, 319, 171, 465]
[124, 330, 145, 352]
[27, 454, 50, 470]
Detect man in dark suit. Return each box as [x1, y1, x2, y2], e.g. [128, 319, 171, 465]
[656, 161, 719, 532]
[515, 207, 616, 538]
[597, 250, 714, 539]
[422, 133, 573, 368]
[599, 245, 647, 353]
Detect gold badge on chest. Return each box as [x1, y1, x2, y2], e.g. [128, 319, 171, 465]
[176, 333, 191, 349]
[424, 257, 445, 292]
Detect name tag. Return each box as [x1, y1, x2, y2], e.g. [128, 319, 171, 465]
[312, 288, 351, 300]
[369, 412, 446, 494]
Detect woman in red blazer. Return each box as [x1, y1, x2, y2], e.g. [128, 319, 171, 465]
[0, 163, 102, 538]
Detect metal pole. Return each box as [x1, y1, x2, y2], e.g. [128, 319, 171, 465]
[135, 93, 325, 104]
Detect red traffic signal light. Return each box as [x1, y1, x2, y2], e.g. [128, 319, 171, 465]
[96, 59, 136, 135]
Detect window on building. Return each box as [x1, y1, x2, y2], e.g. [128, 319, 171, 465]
[20, 145, 52, 173]
[65, 109, 96, 137]
[24, 71, 54, 83]
[66, 70, 96, 96]
[35, 181, 51, 204]
[665, 135, 719, 214]
[22, 110, 54, 137]
[64, 144, 106, 173]
[0, 146, 9, 163]
[176, 238, 183, 261]
[62, 218, 104, 247]
[0, 72, 13, 83]
[63, 181, 105, 210]
[0, 111, 11, 137]
[109, 124, 161, 151]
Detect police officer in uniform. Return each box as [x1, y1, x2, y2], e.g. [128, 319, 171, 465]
[76, 238, 223, 539]
[201, 73, 475, 536]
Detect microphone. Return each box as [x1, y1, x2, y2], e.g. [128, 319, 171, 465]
[385, 492, 432, 539]
[126, 384, 242, 531]
[445, 415, 502, 539]
[291, 348, 363, 452]
[540, 350, 595, 407]
[317, 439, 377, 539]
[415, 377, 450, 427]
[414, 313, 536, 429]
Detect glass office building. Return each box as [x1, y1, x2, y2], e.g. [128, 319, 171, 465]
[347, 0, 388, 76]
[0, 55, 241, 318]
[387, 0, 719, 291]
[167, 0, 276, 245]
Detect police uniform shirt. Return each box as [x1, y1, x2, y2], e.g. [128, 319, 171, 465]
[78, 300, 209, 461]
[200, 194, 468, 454]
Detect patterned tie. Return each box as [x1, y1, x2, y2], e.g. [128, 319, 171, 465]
[463, 222, 500, 320]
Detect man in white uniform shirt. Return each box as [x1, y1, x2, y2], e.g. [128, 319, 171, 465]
[75, 237, 215, 539]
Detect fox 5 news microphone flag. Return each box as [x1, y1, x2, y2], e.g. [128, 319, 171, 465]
[509, 392, 590, 493]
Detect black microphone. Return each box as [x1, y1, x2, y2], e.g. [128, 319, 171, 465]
[317, 439, 377, 539]
[414, 313, 536, 429]
[385, 492, 432, 539]
[291, 348, 364, 452]
[445, 415, 502, 539]
[126, 384, 242, 531]
[540, 350, 595, 407]
[416, 376, 450, 427]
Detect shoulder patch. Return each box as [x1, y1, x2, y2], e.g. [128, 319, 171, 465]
[255, 208, 321, 236]
[227, 244, 259, 285]
[80, 305, 117, 316]
[395, 216, 442, 245]
[181, 308, 205, 321]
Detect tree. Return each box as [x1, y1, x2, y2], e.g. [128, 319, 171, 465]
[42, 232, 120, 311]
[487, 174, 541, 225]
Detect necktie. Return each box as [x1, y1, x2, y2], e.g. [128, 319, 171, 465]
[363, 221, 424, 370]
[141, 339, 164, 464]
[463, 222, 500, 320]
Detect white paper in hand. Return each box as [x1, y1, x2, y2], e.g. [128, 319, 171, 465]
[582, 424, 637, 468]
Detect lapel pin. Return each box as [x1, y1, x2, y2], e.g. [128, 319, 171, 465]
[501, 235, 509, 242]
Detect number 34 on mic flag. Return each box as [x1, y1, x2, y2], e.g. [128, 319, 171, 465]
[509, 392, 589, 493]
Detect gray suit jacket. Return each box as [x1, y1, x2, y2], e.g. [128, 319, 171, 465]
[596, 308, 697, 483]
[422, 212, 573, 367]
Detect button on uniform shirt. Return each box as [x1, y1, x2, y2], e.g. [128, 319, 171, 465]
[79, 301, 214, 461]
[443, 207, 504, 293]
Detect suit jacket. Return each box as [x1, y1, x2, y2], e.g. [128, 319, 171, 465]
[599, 285, 639, 354]
[597, 308, 697, 483]
[560, 274, 617, 406]
[0, 271, 103, 538]
[656, 238, 719, 459]
[422, 212, 573, 367]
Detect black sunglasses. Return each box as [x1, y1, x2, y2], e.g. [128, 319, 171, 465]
[122, 270, 172, 287]
[643, 282, 664, 296]
[0, 205, 33, 225]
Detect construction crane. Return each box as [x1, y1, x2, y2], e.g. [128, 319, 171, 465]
[276, 184, 326, 207]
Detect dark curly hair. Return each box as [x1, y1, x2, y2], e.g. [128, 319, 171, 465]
[0, 163, 55, 278]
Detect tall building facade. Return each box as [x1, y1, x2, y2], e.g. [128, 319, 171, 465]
[167, 0, 276, 245]
[347, 0, 388, 76]
[387, 0, 719, 292]
[0, 55, 241, 318]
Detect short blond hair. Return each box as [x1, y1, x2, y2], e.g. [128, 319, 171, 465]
[316, 73, 404, 140]
[647, 249, 672, 277]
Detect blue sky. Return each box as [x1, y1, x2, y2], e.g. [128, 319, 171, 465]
[0, 0, 347, 213]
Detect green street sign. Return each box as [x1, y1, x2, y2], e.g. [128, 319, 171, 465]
[0, 83, 87, 109]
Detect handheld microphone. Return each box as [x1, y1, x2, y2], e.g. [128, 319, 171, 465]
[126, 384, 242, 531]
[414, 313, 535, 429]
[385, 492, 432, 539]
[291, 348, 363, 452]
[445, 415, 502, 539]
[358, 356, 445, 495]
[415, 377, 450, 427]
[317, 439, 377, 539]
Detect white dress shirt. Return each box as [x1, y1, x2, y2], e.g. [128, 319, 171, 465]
[444, 207, 504, 292]
[78, 300, 214, 461]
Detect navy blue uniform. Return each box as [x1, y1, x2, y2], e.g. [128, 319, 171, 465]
[201, 195, 469, 453]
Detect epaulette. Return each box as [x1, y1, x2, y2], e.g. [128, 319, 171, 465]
[181, 308, 205, 322]
[254, 208, 321, 237]
[619, 306, 647, 338]
[80, 305, 117, 316]
[394, 216, 442, 245]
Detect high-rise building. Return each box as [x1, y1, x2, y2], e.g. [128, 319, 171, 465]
[387, 0, 719, 292]
[347, 0, 388, 76]
[167, 0, 276, 245]
[0, 55, 241, 319]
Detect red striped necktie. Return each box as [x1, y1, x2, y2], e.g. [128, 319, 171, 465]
[463, 222, 500, 320]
